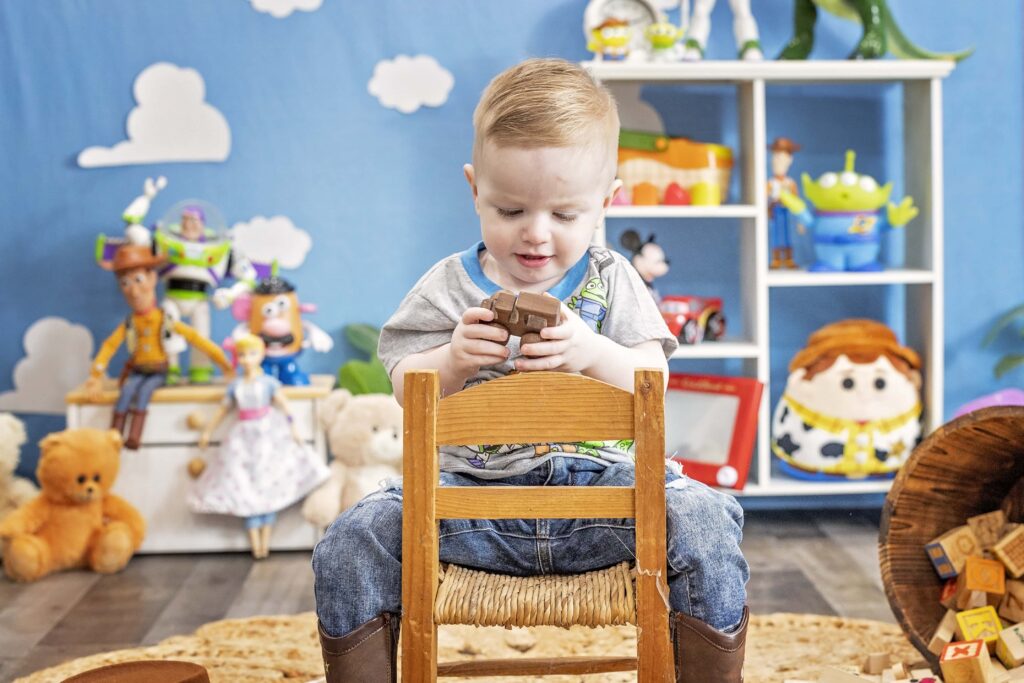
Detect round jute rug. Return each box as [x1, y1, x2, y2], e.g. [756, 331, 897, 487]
[15, 612, 921, 683]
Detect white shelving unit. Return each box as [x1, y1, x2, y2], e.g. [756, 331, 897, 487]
[587, 59, 952, 499]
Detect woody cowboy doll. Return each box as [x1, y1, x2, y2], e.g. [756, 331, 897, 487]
[767, 136, 802, 269]
[85, 245, 233, 449]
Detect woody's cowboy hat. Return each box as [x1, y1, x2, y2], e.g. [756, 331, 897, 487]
[99, 244, 167, 273]
[768, 137, 802, 154]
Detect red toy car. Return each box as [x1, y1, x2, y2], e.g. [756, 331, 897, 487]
[659, 295, 726, 345]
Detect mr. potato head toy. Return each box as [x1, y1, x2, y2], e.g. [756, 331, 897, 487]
[229, 273, 333, 385]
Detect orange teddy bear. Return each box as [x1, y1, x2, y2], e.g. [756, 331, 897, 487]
[0, 428, 145, 582]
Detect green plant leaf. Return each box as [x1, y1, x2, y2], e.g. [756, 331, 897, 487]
[994, 354, 1024, 379]
[337, 358, 392, 395]
[345, 324, 381, 357]
[983, 303, 1024, 347]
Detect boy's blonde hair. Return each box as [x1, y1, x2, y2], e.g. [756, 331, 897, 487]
[472, 58, 620, 176]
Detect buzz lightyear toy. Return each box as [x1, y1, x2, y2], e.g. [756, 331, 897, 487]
[97, 178, 257, 384]
[778, 150, 918, 272]
[150, 199, 257, 384]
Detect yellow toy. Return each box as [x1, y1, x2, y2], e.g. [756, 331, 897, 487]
[0, 429, 145, 582]
[587, 18, 632, 61]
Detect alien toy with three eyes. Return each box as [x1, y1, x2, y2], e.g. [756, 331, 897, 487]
[779, 149, 918, 272]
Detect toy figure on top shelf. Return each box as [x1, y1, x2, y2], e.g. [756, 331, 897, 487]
[766, 137, 802, 270]
[681, 0, 763, 61]
[776, 0, 973, 61]
[588, 18, 633, 61]
[188, 333, 329, 560]
[583, 0, 663, 61]
[644, 21, 685, 62]
[771, 319, 922, 481]
[86, 246, 233, 449]
[229, 267, 334, 386]
[620, 229, 669, 303]
[778, 149, 918, 272]
[151, 200, 257, 384]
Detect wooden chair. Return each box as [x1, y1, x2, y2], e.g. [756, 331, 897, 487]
[401, 368, 673, 683]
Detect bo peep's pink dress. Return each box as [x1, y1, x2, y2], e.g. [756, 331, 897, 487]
[187, 374, 329, 518]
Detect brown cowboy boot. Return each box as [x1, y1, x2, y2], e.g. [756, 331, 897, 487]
[769, 247, 783, 269]
[124, 410, 148, 450]
[781, 246, 798, 269]
[672, 606, 748, 683]
[111, 411, 128, 436]
[318, 614, 399, 683]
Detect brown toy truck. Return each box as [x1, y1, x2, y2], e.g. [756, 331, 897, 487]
[480, 290, 562, 346]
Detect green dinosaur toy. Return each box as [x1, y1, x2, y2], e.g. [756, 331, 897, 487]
[778, 0, 973, 61]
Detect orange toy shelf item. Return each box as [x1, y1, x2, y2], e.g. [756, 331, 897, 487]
[617, 129, 733, 206]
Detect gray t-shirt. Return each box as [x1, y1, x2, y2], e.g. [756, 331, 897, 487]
[379, 241, 677, 479]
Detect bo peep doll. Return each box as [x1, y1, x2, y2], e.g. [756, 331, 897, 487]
[188, 333, 329, 558]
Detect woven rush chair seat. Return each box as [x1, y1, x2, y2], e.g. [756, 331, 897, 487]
[434, 561, 637, 628]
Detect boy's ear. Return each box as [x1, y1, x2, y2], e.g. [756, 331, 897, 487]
[463, 164, 480, 213]
[603, 178, 624, 210]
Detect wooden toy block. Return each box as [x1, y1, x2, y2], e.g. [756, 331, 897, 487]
[970, 511, 1009, 550]
[940, 639, 994, 683]
[819, 666, 870, 682]
[882, 672, 895, 683]
[891, 662, 909, 678]
[1003, 665, 1024, 681]
[999, 580, 1024, 623]
[480, 290, 561, 346]
[943, 578, 962, 608]
[994, 526, 1024, 579]
[957, 605, 1003, 653]
[928, 526, 982, 578]
[865, 654, 894, 675]
[960, 556, 1008, 601]
[997, 624, 1024, 669]
[931, 608, 961, 655]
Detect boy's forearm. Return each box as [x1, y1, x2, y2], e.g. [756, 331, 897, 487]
[582, 337, 668, 392]
[390, 344, 472, 405]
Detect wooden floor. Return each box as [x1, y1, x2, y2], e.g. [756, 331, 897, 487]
[1, 508, 890, 680]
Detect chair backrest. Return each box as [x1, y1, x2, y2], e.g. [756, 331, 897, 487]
[401, 369, 672, 682]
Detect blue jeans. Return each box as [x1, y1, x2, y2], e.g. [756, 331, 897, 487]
[115, 370, 166, 413]
[312, 457, 748, 636]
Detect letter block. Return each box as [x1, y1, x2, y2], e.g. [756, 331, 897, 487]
[927, 525, 981, 578]
[994, 526, 1024, 579]
[956, 605, 1003, 653]
[940, 639, 994, 683]
[996, 623, 1024, 669]
[969, 510, 1008, 550]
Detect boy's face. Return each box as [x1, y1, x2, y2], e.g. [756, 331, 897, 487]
[465, 141, 620, 292]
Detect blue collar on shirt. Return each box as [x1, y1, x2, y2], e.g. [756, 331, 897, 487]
[459, 241, 589, 301]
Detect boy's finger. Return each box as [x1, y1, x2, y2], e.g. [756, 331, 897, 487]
[515, 355, 562, 372]
[465, 339, 509, 357]
[520, 340, 564, 357]
[462, 307, 496, 324]
[465, 323, 509, 343]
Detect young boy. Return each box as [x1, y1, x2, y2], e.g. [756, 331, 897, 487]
[312, 58, 749, 683]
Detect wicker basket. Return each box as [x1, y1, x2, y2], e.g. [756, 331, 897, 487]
[879, 405, 1024, 667]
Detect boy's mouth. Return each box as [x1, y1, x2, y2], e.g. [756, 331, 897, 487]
[516, 253, 551, 269]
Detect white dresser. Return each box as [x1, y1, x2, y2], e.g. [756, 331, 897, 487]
[65, 375, 332, 554]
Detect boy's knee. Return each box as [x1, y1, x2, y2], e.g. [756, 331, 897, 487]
[312, 491, 402, 578]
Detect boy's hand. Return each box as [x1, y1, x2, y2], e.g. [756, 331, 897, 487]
[449, 307, 510, 378]
[517, 304, 599, 374]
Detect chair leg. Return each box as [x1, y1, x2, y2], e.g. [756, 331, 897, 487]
[671, 606, 749, 683]
[318, 614, 399, 683]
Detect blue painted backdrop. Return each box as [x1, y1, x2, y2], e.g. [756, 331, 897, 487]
[0, 1, 1018, 481]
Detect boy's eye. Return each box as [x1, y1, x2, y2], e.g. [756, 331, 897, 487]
[553, 212, 578, 223]
[496, 208, 522, 218]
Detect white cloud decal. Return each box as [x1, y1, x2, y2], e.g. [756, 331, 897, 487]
[250, 0, 322, 18]
[78, 62, 231, 167]
[0, 318, 95, 414]
[230, 215, 313, 269]
[368, 55, 454, 114]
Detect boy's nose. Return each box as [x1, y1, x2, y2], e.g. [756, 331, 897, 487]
[520, 216, 551, 243]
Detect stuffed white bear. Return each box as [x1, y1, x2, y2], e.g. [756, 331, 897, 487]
[301, 390, 402, 528]
[0, 413, 39, 523]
